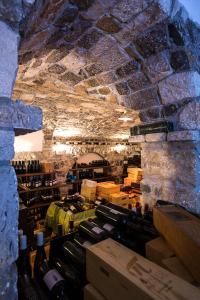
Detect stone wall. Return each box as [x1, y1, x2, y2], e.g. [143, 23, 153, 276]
[0, 1, 42, 298]
[15, 0, 200, 131]
[130, 131, 200, 215]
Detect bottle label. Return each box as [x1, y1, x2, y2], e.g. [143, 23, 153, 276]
[43, 269, 64, 291]
[83, 241, 92, 248]
[110, 209, 120, 215]
[92, 226, 103, 234]
[103, 223, 114, 232]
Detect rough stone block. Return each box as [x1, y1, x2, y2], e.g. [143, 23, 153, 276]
[129, 135, 145, 143]
[127, 71, 150, 92]
[170, 50, 190, 71]
[178, 101, 200, 130]
[0, 129, 14, 160]
[135, 22, 169, 58]
[96, 16, 121, 33]
[115, 82, 130, 95]
[89, 36, 128, 71]
[114, 2, 167, 46]
[0, 0, 23, 25]
[144, 51, 173, 83]
[125, 87, 160, 110]
[0, 99, 43, 133]
[0, 263, 17, 300]
[116, 60, 139, 78]
[139, 106, 162, 122]
[145, 132, 167, 142]
[54, 3, 78, 25]
[0, 21, 19, 98]
[111, 0, 152, 22]
[0, 166, 18, 267]
[77, 28, 103, 50]
[167, 130, 200, 142]
[159, 71, 200, 105]
[48, 64, 66, 74]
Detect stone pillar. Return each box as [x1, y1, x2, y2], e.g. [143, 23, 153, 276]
[130, 131, 200, 215]
[0, 20, 42, 299]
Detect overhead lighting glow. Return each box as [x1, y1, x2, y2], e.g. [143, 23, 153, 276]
[112, 144, 127, 153]
[118, 116, 133, 122]
[53, 128, 81, 138]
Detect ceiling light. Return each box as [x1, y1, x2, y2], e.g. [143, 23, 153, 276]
[112, 144, 127, 153]
[118, 116, 133, 122]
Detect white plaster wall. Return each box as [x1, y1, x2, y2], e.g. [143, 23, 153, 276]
[14, 130, 44, 152]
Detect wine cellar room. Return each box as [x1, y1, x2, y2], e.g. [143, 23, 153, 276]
[1, 0, 200, 299]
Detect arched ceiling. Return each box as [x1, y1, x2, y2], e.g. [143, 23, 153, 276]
[12, 0, 200, 138]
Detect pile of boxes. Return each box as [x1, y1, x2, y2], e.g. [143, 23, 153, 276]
[84, 205, 200, 299]
[124, 167, 143, 186]
[84, 238, 200, 300]
[81, 179, 97, 202]
[80, 176, 142, 208]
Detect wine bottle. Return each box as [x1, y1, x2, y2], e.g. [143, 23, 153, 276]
[79, 220, 108, 242]
[34, 232, 47, 280]
[95, 205, 129, 226]
[62, 241, 86, 270]
[73, 234, 94, 249]
[18, 235, 40, 300]
[18, 274, 41, 300]
[57, 224, 63, 237]
[18, 235, 32, 277]
[53, 257, 83, 288]
[39, 259, 70, 300]
[91, 218, 115, 235]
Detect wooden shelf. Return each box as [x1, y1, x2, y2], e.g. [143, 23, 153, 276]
[17, 172, 54, 178]
[70, 165, 110, 171]
[26, 201, 53, 210]
[18, 183, 69, 194]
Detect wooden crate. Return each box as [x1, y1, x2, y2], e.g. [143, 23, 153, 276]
[145, 237, 175, 266]
[87, 238, 200, 300]
[41, 162, 54, 173]
[84, 284, 106, 300]
[153, 205, 200, 283]
[97, 183, 120, 200]
[162, 257, 195, 284]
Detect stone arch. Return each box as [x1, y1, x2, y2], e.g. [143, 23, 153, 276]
[16, 0, 200, 132]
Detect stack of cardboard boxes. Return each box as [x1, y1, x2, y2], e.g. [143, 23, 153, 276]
[124, 167, 143, 186]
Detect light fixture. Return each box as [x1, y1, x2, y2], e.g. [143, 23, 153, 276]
[118, 116, 133, 122]
[112, 144, 127, 153]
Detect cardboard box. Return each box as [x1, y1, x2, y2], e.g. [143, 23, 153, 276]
[87, 238, 200, 300]
[124, 177, 133, 186]
[84, 284, 107, 300]
[146, 237, 175, 266]
[41, 162, 54, 173]
[162, 257, 195, 284]
[81, 180, 97, 201]
[153, 205, 200, 283]
[97, 183, 120, 200]
[127, 168, 143, 182]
